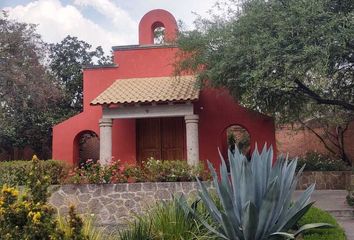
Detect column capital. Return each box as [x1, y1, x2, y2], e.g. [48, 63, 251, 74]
[185, 114, 199, 123]
[99, 118, 113, 127]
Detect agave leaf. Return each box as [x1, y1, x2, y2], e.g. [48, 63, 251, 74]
[194, 145, 319, 240]
[218, 149, 233, 198]
[177, 195, 229, 240]
[294, 223, 334, 236]
[197, 181, 222, 223]
[277, 183, 315, 231]
[255, 177, 279, 239]
[217, 174, 242, 231]
[228, 149, 242, 221]
[274, 162, 306, 230]
[269, 232, 295, 239]
[212, 156, 243, 233]
[220, 211, 239, 239]
[242, 201, 258, 240]
[281, 202, 315, 231]
[271, 159, 298, 227]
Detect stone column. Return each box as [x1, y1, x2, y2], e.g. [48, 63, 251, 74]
[185, 114, 199, 166]
[99, 118, 113, 165]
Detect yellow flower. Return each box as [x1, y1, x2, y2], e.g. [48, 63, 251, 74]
[33, 212, 41, 223]
[1, 185, 19, 197]
[32, 155, 39, 161]
[28, 211, 42, 223]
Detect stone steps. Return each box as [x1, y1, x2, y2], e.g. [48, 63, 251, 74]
[327, 209, 354, 218]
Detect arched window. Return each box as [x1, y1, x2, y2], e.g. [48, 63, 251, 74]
[75, 131, 99, 166]
[221, 125, 251, 170]
[226, 125, 251, 157]
[152, 22, 165, 44]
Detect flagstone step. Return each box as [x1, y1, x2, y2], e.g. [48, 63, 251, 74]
[327, 209, 354, 218]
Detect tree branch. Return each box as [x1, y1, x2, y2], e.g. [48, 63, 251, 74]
[298, 119, 337, 155]
[294, 79, 354, 111]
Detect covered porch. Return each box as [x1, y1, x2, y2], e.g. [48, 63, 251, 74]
[91, 76, 200, 166]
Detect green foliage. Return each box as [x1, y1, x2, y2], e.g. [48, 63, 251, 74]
[57, 207, 114, 240]
[69, 158, 210, 184]
[177, 0, 354, 122]
[69, 159, 120, 184]
[0, 155, 107, 240]
[297, 207, 346, 240]
[0, 158, 68, 187]
[0, 157, 65, 239]
[118, 220, 153, 240]
[0, 14, 112, 158]
[141, 158, 209, 182]
[0, 12, 63, 157]
[67, 206, 86, 240]
[49, 35, 112, 114]
[296, 152, 350, 171]
[69, 159, 127, 184]
[26, 155, 52, 203]
[119, 196, 213, 240]
[0, 185, 64, 239]
[346, 191, 354, 207]
[187, 146, 332, 239]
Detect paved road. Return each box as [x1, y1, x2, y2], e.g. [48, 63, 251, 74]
[294, 190, 354, 240]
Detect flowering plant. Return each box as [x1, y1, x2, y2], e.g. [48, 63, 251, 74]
[68, 158, 210, 184]
[70, 158, 128, 184]
[0, 155, 64, 239]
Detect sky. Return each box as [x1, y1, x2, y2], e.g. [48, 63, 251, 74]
[1, 0, 218, 53]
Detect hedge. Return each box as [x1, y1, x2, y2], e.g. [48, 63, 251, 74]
[0, 160, 68, 186]
[296, 152, 350, 172]
[298, 207, 346, 240]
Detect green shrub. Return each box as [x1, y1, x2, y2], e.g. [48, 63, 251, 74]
[296, 152, 350, 171]
[69, 159, 126, 184]
[69, 158, 210, 184]
[0, 158, 68, 186]
[57, 205, 112, 240]
[0, 156, 105, 240]
[118, 196, 213, 240]
[140, 158, 209, 182]
[346, 191, 354, 206]
[0, 156, 65, 239]
[297, 207, 346, 240]
[118, 220, 153, 240]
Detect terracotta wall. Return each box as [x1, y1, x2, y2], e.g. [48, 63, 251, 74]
[276, 121, 354, 162]
[52, 10, 276, 167]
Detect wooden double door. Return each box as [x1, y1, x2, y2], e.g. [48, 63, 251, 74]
[137, 117, 186, 162]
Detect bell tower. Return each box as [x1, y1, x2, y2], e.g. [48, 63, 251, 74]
[138, 9, 178, 45]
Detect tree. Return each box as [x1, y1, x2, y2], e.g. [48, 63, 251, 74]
[0, 12, 113, 159]
[48, 36, 112, 115]
[0, 12, 62, 158]
[177, 0, 354, 164]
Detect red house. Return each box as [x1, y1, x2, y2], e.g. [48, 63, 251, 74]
[52, 9, 276, 167]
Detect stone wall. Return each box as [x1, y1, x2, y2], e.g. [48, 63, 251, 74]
[297, 171, 351, 190]
[48, 173, 351, 228]
[49, 182, 212, 227]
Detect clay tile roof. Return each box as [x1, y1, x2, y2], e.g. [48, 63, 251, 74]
[91, 76, 199, 105]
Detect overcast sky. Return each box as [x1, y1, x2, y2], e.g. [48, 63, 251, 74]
[1, 0, 218, 53]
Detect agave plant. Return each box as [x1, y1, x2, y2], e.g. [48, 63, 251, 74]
[190, 145, 332, 240]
